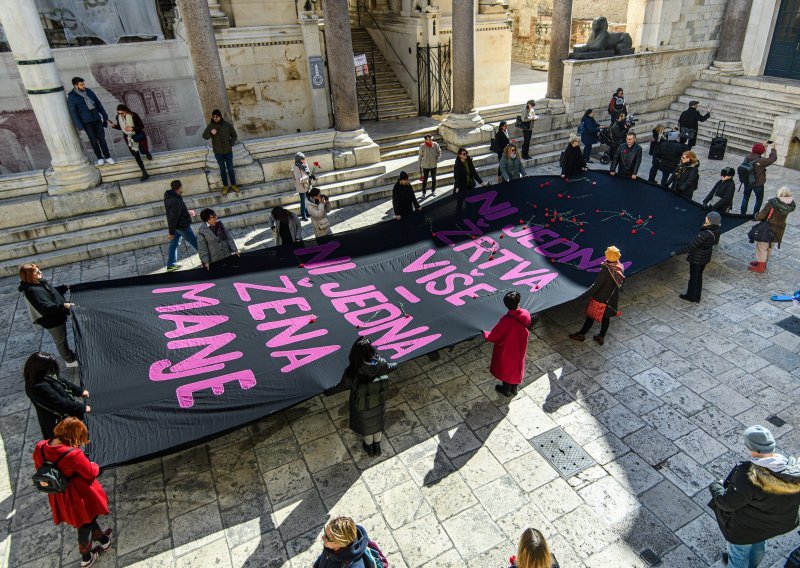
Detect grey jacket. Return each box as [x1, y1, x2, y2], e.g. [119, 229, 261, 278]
[418, 142, 442, 169]
[198, 223, 238, 266]
[499, 154, 527, 181]
[270, 211, 302, 245]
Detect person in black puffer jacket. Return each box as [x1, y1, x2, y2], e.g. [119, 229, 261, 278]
[709, 425, 800, 567]
[672, 211, 721, 303]
[560, 134, 587, 179]
[702, 167, 736, 212]
[19, 263, 77, 366]
[24, 352, 89, 439]
[315, 517, 376, 568]
[346, 337, 397, 457]
[667, 151, 700, 199]
[653, 130, 684, 187]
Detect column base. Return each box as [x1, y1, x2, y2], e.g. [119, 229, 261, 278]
[439, 111, 493, 152]
[41, 183, 124, 220]
[332, 129, 381, 169]
[708, 60, 744, 76]
[44, 163, 102, 195]
[205, 143, 264, 189]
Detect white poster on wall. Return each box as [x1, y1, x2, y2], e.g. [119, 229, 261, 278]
[35, 0, 164, 45]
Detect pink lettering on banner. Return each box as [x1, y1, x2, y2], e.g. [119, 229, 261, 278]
[331, 290, 387, 314]
[159, 314, 229, 339]
[394, 286, 421, 303]
[321, 282, 376, 299]
[176, 370, 257, 409]
[257, 316, 328, 348]
[478, 248, 524, 270]
[249, 297, 310, 320]
[403, 249, 450, 273]
[465, 190, 519, 220]
[365, 317, 433, 346]
[153, 283, 219, 313]
[446, 283, 497, 306]
[558, 248, 604, 271]
[296, 241, 356, 275]
[426, 273, 476, 296]
[234, 275, 296, 302]
[433, 219, 487, 245]
[535, 238, 581, 258]
[149, 333, 242, 381]
[345, 304, 403, 327]
[273, 345, 341, 372]
[453, 237, 497, 263]
[378, 335, 441, 359]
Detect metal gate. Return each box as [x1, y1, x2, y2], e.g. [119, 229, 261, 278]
[417, 43, 452, 116]
[355, 49, 379, 122]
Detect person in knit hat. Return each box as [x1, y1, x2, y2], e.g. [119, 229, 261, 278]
[709, 425, 800, 567]
[740, 141, 777, 215]
[568, 246, 624, 346]
[671, 211, 721, 303]
[392, 171, 421, 221]
[202, 109, 239, 195]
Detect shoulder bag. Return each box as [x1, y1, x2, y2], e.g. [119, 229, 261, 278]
[748, 207, 775, 243]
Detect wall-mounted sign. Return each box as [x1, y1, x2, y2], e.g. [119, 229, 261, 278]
[354, 53, 370, 76]
[308, 56, 325, 89]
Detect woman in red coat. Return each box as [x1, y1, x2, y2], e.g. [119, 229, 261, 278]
[483, 290, 533, 397]
[33, 417, 112, 567]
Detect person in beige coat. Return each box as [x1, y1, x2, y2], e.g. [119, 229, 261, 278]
[292, 152, 314, 221]
[418, 134, 442, 197]
[198, 209, 239, 269]
[306, 187, 332, 242]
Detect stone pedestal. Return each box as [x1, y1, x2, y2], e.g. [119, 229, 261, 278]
[299, 16, 333, 131]
[545, 0, 572, 100]
[331, 129, 381, 169]
[41, 184, 125, 220]
[440, 112, 493, 152]
[0, 0, 100, 193]
[205, 142, 264, 189]
[708, 60, 745, 76]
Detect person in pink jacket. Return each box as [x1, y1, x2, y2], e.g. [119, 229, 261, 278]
[483, 291, 533, 397]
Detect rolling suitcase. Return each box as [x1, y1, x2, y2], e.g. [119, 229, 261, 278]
[708, 121, 727, 160]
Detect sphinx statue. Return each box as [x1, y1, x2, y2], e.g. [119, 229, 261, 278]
[569, 17, 634, 60]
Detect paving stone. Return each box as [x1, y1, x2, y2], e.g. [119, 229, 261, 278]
[301, 431, 350, 474]
[675, 429, 729, 465]
[660, 386, 709, 416]
[117, 501, 170, 556]
[660, 452, 716, 497]
[583, 433, 631, 465]
[556, 408, 609, 445]
[415, 399, 464, 435]
[659, 543, 709, 568]
[595, 404, 647, 438]
[640, 479, 703, 531]
[272, 488, 326, 541]
[577, 476, 640, 524]
[172, 501, 224, 556]
[398, 378, 446, 410]
[312, 460, 360, 499]
[290, 410, 336, 444]
[592, 369, 636, 393]
[454, 394, 504, 431]
[617, 384, 664, 415]
[472, 474, 528, 520]
[420, 471, 478, 521]
[675, 511, 727, 565]
[623, 426, 679, 466]
[644, 404, 698, 440]
[442, 504, 505, 559]
[324, 480, 379, 520]
[376, 480, 433, 529]
[584, 540, 649, 568]
[263, 459, 313, 504]
[530, 478, 584, 521]
[479, 419, 533, 464]
[393, 513, 454, 567]
[229, 529, 288, 568]
[503, 446, 560, 491]
[505, 395, 559, 439]
[175, 537, 232, 568]
[552, 504, 619, 559]
[631, 366, 682, 396]
[691, 404, 744, 438]
[407, 446, 456, 487]
[721, 345, 771, 373]
[604, 452, 664, 495]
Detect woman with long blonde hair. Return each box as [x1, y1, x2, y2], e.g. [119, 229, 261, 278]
[510, 528, 559, 568]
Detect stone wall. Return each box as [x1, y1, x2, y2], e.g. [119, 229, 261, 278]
[216, 25, 324, 139]
[667, 0, 725, 47]
[562, 47, 716, 123]
[0, 40, 204, 174]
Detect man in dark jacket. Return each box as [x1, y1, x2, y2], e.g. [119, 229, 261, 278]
[653, 130, 684, 186]
[672, 211, 720, 302]
[740, 141, 777, 215]
[392, 171, 421, 221]
[164, 180, 198, 271]
[67, 77, 114, 166]
[678, 101, 710, 149]
[703, 167, 736, 212]
[709, 425, 800, 568]
[609, 114, 629, 160]
[610, 133, 642, 179]
[202, 109, 239, 194]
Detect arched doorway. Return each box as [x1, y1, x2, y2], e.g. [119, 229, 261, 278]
[765, 0, 800, 79]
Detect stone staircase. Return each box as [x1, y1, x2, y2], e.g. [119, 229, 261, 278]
[667, 71, 800, 154]
[351, 28, 418, 121]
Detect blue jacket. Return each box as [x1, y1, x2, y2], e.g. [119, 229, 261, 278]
[314, 525, 370, 568]
[67, 88, 108, 130]
[580, 115, 600, 145]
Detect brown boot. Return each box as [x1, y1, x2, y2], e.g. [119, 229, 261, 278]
[222, 186, 229, 195]
[231, 184, 240, 193]
[747, 262, 766, 273]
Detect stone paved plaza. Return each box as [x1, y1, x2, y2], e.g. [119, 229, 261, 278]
[1, 145, 800, 568]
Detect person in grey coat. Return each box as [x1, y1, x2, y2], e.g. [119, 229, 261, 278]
[418, 134, 442, 197]
[198, 209, 239, 269]
[270, 206, 303, 248]
[499, 144, 527, 182]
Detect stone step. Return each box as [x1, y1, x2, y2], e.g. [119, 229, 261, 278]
[379, 136, 445, 157]
[668, 102, 774, 132]
[665, 110, 772, 142]
[695, 73, 800, 105]
[681, 87, 800, 116]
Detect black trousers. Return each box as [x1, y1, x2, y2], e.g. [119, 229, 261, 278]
[83, 121, 110, 159]
[685, 262, 706, 302]
[522, 128, 533, 157]
[648, 163, 670, 186]
[578, 316, 610, 337]
[422, 168, 437, 192]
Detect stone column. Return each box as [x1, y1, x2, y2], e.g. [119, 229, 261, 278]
[323, 0, 380, 168]
[298, 15, 333, 130]
[545, 0, 572, 102]
[0, 0, 100, 193]
[709, 0, 753, 75]
[440, 0, 492, 150]
[177, 0, 262, 187]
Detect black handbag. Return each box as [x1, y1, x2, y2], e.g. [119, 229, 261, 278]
[514, 115, 524, 129]
[679, 127, 696, 140]
[748, 207, 775, 243]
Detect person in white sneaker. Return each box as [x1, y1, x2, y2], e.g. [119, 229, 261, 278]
[33, 417, 113, 568]
[18, 263, 79, 367]
[67, 77, 114, 166]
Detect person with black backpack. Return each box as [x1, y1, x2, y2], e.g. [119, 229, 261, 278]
[33, 417, 112, 568]
[739, 141, 777, 215]
[24, 352, 90, 439]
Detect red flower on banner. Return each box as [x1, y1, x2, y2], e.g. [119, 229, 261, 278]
[432, 232, 437, 237]
[631, 229, 637, 234]
[636, 219, 643, 225]
[545, 182, 550, 187]
[557, 193, 563, 198]
[309, 317, 316, 323]
[299, 263, 305, 268]
[539, 184, 544, 188]
[500, 234, 505, 239]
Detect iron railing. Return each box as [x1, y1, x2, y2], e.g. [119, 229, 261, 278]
[417, 43, 452, 116]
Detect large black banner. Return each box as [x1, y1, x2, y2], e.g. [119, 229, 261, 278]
[72, 174, 749, 467]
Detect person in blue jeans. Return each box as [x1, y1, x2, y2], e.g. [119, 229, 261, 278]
[202, 110, 239, 195]
[579, 109, 600, 163]
[163, 180, 198, 271]
[67, 77, 114, 166]
[709, 425, 800, 567]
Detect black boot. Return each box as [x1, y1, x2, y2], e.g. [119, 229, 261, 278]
[140, 170, 150, 182]
[372, 441, 382, 456]
[362, 441, 375, 457]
